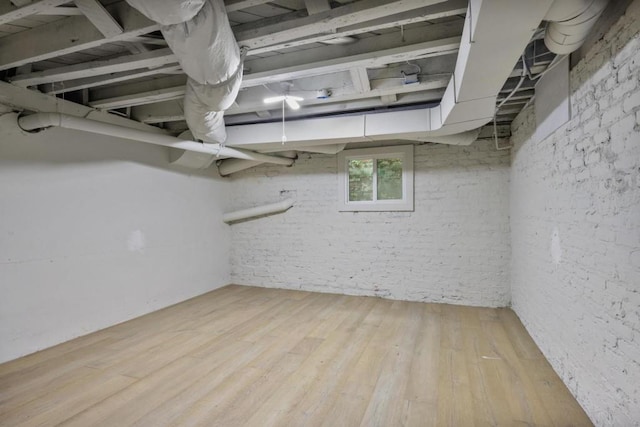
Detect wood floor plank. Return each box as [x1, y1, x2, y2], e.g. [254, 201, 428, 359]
[0, 285, 593, 427]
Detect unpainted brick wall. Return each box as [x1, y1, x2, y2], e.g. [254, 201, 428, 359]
[228, 140, 510, 307]
[509, 1, 640, 425]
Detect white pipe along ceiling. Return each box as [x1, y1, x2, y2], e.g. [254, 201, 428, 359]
[17, 113, 294, 166]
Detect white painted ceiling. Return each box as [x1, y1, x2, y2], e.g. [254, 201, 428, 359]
[0, 0, 552, 139]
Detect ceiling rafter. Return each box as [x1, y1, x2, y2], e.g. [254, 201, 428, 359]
[0, 2, 159, 71]
[11, 48, 177, 87]
[235, 0, 445, 49]
[304, 0, 331, 15]
[41, 64, 183, 95]
[350, 67, 371, 93]
[35, 20, 458, 106]
[88, 33, 459, 109]
[246, 0, 467, 55]
[74, 0, 123, 38]
[0, 0, 70, 25]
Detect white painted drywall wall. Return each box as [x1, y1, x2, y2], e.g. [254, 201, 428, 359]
[510, 1, 640, 424]
[228, 140, 510, 307]
[0, 113, 230, 363]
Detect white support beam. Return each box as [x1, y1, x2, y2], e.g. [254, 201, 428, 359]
[0, 0, 69, 25]
[11, 48, 177, 87]
[244, 36, 460, 87]
[244, 0, 466, 55]
[350, 67, 370, 93]
[0, 2, 158, 71]
[380, 94, 397, 105]
[224, 0, 272, 13]
[0, 80, 166, 133]
[89, 24, 458, 107]
[235, 0, 445, 49]
[304, 0, 330, 15]
[74, 0, 123, 38]
[90, 86, 186, 109]
[37, 6, 83, 15]
[42, 64, 182, 94]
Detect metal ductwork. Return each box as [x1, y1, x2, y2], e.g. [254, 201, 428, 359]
[544, 0, 609, 54]
[220, 0, 608, 154]
[126, 0, 242, 144]
[222, 0, 559, 152]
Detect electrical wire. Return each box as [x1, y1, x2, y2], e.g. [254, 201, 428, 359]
[493, 55, 528, 150]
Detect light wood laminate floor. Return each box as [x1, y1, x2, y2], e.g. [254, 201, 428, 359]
[0, 285, 592, 426]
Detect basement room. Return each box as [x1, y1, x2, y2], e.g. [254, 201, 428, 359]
[0, 0, 638, 425]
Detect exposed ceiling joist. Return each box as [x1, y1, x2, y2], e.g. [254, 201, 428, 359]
[350, 67, 371, 93]
[90, 86, 186, 109]
[0, 0, 69, 25]
[235, 0, 445, 50]
[74, 0, 123, 38]
[225, 0, 272, 13]
[243, 37, 460, 87]
[10, 0, 33, 6]
[245, 0, 467, 56]
[380, 94, 397, 105]
[41, 64, 182, 94]
[304, 0, 330, 15]
[37, 6, 83, 15]
[12, 48, 177, 87]
[0, 2, 159, 71]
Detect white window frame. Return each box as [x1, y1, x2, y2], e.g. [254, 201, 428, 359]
[338, 145, 414, 212]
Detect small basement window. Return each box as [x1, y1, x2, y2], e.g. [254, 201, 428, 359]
[338, 145, 414, 211]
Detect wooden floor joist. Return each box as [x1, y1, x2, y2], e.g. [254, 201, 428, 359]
[0, 285, 593, 426]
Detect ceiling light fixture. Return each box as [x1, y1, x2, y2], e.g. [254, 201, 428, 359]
[264, 95, 303, 110]
[263, 95, 304, 144]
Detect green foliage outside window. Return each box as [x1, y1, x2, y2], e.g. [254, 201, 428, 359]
[376, 158, 402, 200]
[348, 159, 373, 201]
[348, 157, 403, 202]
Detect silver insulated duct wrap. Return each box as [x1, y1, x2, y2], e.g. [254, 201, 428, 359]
[126, 0, 243, 143]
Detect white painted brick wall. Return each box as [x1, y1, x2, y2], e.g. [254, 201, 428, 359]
[510, 2, 640, 425]
[228, 140, 510, 307]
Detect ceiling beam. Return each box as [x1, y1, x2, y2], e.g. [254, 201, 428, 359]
[37, 6, 84, 15]
[89, 27, 459, 109]
[304, 0, 330, 15]
[74, 0, 123, 38]
[245, 0, 467, 56]
[41, 64, 182, 94]
[235, 0, 445, 50]
[244, 36, 459, 87]
[350, 67, 370, 93]
[90, 86, 186, 109]
[224, 0, 272, 13]
[0, 80, 166, 133]
[0, 0, 69, 25]
[380, 94, 397, 105]
[11, 48, 177, 87]
[0, 1, 159, 71]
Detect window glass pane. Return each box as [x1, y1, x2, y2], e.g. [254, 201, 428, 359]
[348, 159, 373, 201]
[376, 158, 403, 200]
